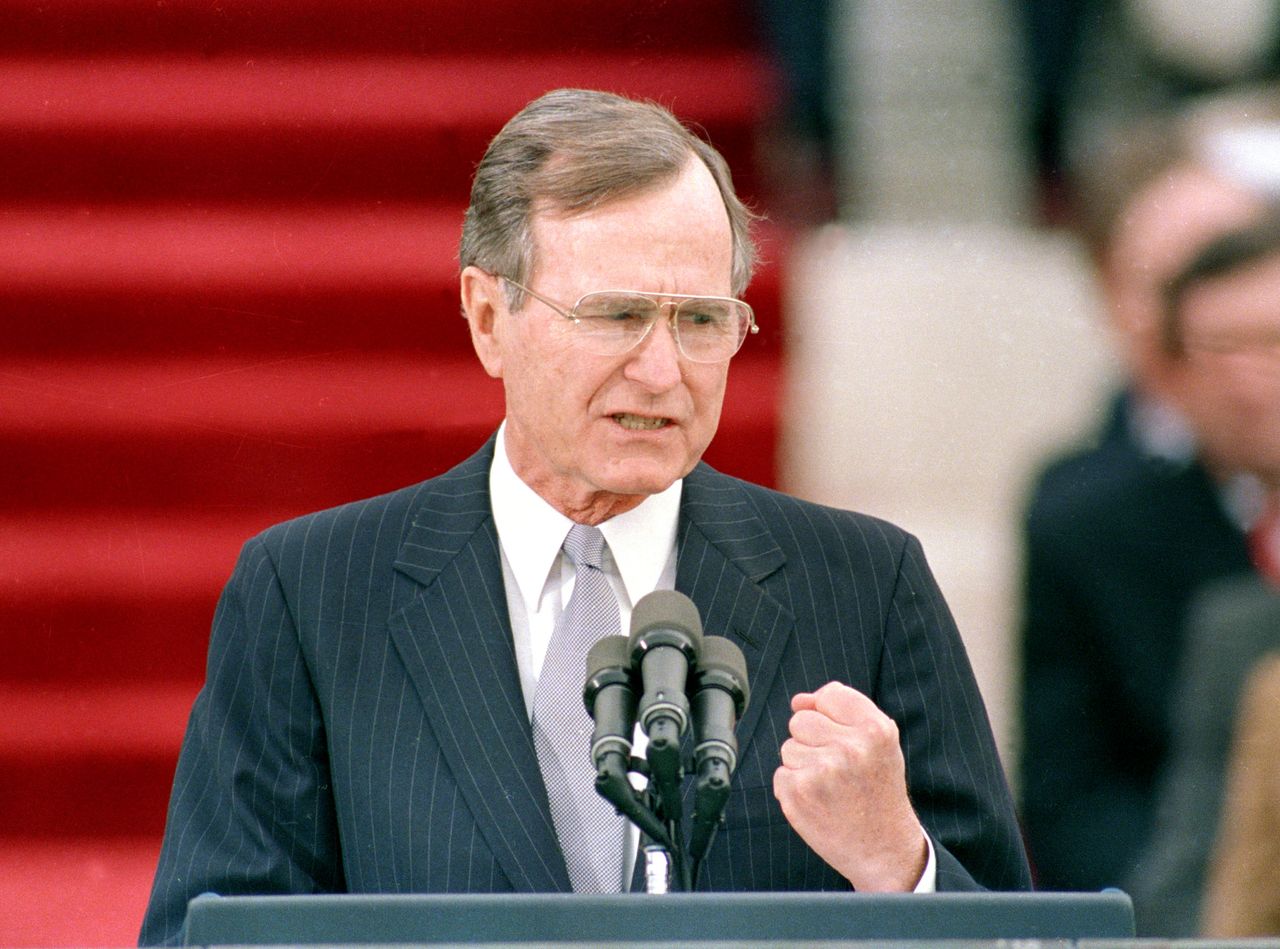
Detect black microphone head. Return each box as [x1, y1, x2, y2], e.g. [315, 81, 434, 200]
[628, 589, 703, 661]
[696, 636, 750, 714]
[586, 635, 631, 678]
[583, 635, 634, 713]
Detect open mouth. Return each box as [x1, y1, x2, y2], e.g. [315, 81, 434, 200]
[613, 413, 671, 431]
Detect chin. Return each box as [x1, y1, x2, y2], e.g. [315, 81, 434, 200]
[594, 460, 689, 498]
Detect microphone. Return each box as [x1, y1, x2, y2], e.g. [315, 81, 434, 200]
[688, 635, 750, 865]
[583, 635, 636, 771]
[582, 634, 671, 848]
[628, 590, 703, 821]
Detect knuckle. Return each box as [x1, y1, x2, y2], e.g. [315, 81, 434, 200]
[870, 714, 900, 748]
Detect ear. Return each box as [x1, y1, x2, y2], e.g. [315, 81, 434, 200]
[460, 265, 505, 379]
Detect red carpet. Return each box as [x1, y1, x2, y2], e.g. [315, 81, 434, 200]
[0, 2, 787, 943]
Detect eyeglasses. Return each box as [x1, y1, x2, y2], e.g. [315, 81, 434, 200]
[1184, 327, 1280, 361]
[497, 275, 758, 364]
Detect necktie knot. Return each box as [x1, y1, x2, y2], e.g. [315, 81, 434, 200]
[563, 523, 607, 571]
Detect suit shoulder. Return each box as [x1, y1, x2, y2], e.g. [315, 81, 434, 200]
[695, 467, 917, 561]
[1025, 438, 1170, 524]
[249, 440, 494, 560]
[249, 479, 434, 561]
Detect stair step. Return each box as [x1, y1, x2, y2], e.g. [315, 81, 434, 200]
[2, 352, 777, 506]
[0, 53, 774, 202]
[0, 0, 758, 56]
[0, 835, 161, 946]
[0, 684, 195, 837]
[0, 201, 456, 300]
[9, 422, 491, 516]
[0, 684, 194, 759]
[0, 512, 273, 683]
[3, 352, 776, 494]
[0, 353, 503, 443]
[0, 205, 788, 358]
[4, 589, 221, 686]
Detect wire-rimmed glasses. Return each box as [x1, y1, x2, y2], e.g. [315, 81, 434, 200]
[497, 275, 758, 364]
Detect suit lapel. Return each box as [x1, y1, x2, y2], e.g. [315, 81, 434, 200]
[387, 440, 571, 892]
[676, 464, 794, 774]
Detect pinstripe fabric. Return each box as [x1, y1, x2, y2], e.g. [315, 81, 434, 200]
[140, 436, 1030, 946]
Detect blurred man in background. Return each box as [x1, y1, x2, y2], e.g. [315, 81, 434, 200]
[1131, 207, 1280, 934]
[1017, 100, 1278, 915]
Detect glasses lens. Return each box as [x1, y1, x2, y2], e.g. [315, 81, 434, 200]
[675, 298, 748, 361]
[572, 293, 660, 354]
[1187, 327, 1280, 359]
[568, 291, 752, 361]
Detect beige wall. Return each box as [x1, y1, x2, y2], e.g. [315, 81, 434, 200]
[779, 223, 1120, 776]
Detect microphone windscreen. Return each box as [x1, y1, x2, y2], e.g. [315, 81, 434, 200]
[629, 589, 703, 649]
[585, 635, 631, 679]
[698, 636, 750, 706]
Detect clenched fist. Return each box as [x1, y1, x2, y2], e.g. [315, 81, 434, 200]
[773, 681, 928, 891]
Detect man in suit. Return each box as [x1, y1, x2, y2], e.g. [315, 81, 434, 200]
[1019, 126, 1280, 912]
[140, 88, 1030, 946]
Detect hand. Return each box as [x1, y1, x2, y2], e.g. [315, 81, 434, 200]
[773, 681, 927, 891]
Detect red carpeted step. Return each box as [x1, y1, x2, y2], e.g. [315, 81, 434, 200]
[2, 351, 777, 509]
[0, 54, 775, 202]
[4, 592, 221, 686]
[0, 835, 162, 947]
[0, 204, 788, 358]
[0, 683, 196, 837]
[0, 0, 758, 56]
[0, 354, 504, 447]
[0, 512, 283, 686]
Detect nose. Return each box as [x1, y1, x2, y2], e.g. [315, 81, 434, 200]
[623, 309, 683, 391]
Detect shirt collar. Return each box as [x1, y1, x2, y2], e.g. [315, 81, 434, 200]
[489, 422, 682, 610]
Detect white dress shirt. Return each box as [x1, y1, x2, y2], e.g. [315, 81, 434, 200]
[487, 422, 935, 892]
[488, 424, 681, 718]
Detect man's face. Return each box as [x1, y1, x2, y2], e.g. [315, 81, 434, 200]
[1177, 252, 1280, 487]
[1105, 166, 1262, 395]
[465, 156, 736, 521]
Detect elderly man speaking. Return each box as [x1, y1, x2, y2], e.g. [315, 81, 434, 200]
[140, 88, 1030, 946]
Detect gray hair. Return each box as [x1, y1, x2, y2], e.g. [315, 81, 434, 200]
[459, 88, 758, 302]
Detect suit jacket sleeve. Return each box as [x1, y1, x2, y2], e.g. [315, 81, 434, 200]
[877, 534, 1030, 892]
[139, 535, 344, 946]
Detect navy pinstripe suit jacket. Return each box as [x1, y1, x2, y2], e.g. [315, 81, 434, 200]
[140, 438, 1031, 945]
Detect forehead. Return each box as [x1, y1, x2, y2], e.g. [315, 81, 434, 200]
[1110, 168, 1261, 280]
[528, 158, 733, 294]
[1182, 252, 1280, 332]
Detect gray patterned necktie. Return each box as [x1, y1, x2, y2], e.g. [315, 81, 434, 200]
[532, 524, 626, 892]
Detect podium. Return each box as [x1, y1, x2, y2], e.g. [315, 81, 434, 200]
[182, 891, 1134, 945]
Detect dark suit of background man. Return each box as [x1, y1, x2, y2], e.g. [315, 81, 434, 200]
[140, 88, 1031, 946]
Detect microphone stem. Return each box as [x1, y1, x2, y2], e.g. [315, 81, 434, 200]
[595, 752, 672, 850]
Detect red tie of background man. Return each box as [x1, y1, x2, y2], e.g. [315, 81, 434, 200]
[1249, 497, 1280, 588]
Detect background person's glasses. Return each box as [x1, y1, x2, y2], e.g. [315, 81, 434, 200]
[1184, 326, 1280, 362]
[498, 275, 758, 364]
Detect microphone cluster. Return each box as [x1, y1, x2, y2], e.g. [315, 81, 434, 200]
[581, 590, 749, 891]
